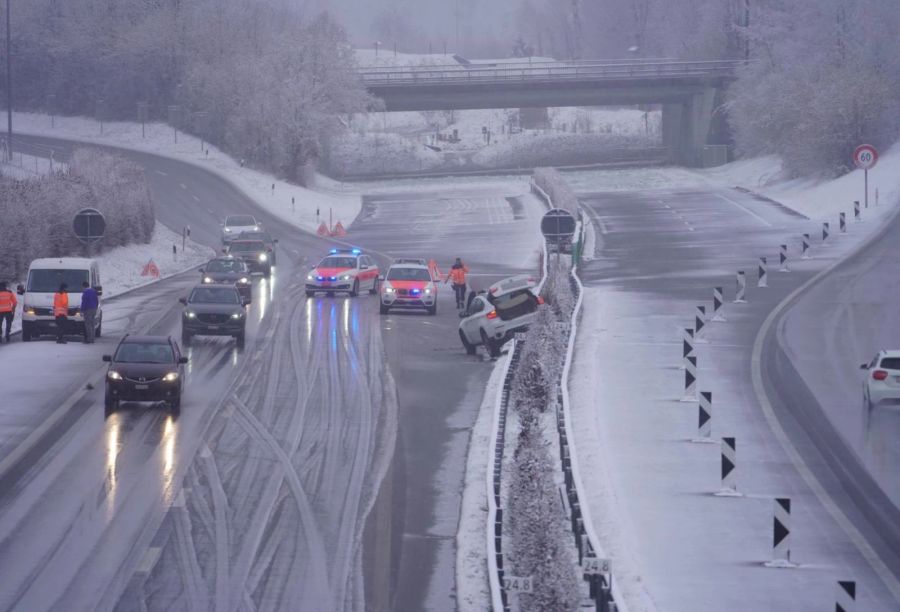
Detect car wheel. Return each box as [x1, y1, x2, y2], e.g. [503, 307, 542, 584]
[21, 323, 31, 342]
[480, 329, 500, 358]
[427, 304, 437, 316]
[350, 279, 359, 297]
[369, 278, 378, 295]
[181, 329, 191, 345]
[460, 330, 477, 355]
[306, 290, 315, 298]
[235, 330, 246, 348]
[95, 317, 102, 338]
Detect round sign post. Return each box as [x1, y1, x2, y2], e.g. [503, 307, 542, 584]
[73, 208, 106, 256]
[853, 145, 878, 209]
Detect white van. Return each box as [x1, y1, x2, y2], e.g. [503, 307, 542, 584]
[16, 258, 103, 341]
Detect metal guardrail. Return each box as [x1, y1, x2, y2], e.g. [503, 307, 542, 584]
[358, 59, 743, 86]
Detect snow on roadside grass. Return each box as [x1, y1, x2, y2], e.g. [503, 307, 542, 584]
[3, 112, 361, 235]
[6, 221, 214, 336]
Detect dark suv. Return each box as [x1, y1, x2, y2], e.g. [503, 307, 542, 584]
[201, 256, 252, 303]
[180, 284, 247, 347]
[235, 230, 278, 266]
[228, 239, 272, 277]
[103, 335, 187, 414]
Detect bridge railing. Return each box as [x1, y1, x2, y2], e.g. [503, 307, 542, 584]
[358, 59, 744, 86]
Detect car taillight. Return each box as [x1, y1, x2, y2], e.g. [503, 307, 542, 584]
[873, 370, 889, 381]
[486, 310, 498, 319]
[536, 296, 545, 305]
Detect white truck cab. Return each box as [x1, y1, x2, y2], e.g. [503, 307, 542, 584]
[16, 258, 103, 342]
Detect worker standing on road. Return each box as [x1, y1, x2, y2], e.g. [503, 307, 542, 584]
[0, 281, 16, 343]
[53, 283, 69, 344]
[80, 281, 99, 344]
[445, 257, 470, 309]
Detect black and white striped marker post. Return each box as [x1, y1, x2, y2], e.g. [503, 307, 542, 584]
[835, 580, 856, 612]
[840, 212, 847, 233]
[802, 234, 810, 259]
[854, 200, 861, 221]
[757, 257, 768, 288]
[734, 271, 747, 303]
[764, 497, 797, 568]
[711, 287, 726, 321]
[778, 245, 789, 272]
[694, 306, 707, 343]
[715, 437, 741, 496]
[690, 391, 716, 443]
[682, 328, 695, 366]
[681, 356, 698, 402]
[823, 222, 830, 242]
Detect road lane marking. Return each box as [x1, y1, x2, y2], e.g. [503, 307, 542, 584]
[193, 195, 200, 202]
[717, 194, 773, 227]
[180, 183, 188, 190]
[155, 170, 168, 177]
[136, 547, 162, 575]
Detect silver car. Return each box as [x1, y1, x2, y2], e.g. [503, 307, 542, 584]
[221, 214, 261, 244]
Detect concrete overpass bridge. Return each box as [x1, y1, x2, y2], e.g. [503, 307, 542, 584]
[358, 60, 743, 166]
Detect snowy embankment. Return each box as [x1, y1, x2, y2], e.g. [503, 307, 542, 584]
[2, 112, 361, 235]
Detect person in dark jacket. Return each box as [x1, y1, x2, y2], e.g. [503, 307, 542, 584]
[80, 281, 99, 344]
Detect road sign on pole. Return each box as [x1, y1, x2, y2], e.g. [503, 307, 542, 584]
[853, 144, 878, 210]
[73, 208, 106, 256]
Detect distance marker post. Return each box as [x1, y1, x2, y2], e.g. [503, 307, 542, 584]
[714, 437, 741, 496]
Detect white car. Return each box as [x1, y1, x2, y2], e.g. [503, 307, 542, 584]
[861, 350, 900, 409]
[458, 275, 542, 357]
[221, 214, 261, 244]
[380, 260, 437, 315]
[305, 248, 380, 297]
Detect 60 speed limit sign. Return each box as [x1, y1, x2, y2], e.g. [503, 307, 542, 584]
[853, 144, 878, 170]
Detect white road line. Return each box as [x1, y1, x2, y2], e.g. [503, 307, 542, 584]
[155, 170, 168, 177]
[192, 195, 200, 202]
[716, 194, 773, 227]
[180, 183, 187, 190]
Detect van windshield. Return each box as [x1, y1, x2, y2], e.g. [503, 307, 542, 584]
[27, 269, 90, 293]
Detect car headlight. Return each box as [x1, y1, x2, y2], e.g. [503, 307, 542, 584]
[258, 253, 268, 262]
[162, 372, 179, 382]
[239, 277, 249, 284]
[252, 226, 259, 231]
[384, 287, 394, 293]
[307, 274, 314, 281]
[25, 307, 35, 315]
[203, 276, 213, 283]
[107, 371, 122, 380]
[185, 311, 196, 318]
[424, 288, 432, 294]
[224, 228, 232, 233]
[231, 312, 244, 319]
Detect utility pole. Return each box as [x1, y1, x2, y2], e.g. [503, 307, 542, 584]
[455, 0, 460, 53]
[5, 0, 11, 162]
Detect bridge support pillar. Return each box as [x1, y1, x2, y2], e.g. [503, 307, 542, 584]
[662, 87, 717, 166]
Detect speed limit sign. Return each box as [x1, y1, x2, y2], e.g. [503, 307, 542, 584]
[853, 144, 878, 170]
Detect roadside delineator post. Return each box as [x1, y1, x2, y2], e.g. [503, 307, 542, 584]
[764, 498, 797, 568]
[711, 287, 726, 321]
[682, 328, 695, 369]
[801, 234, 810, 259]
[690, 391, 716, 443]
[840, 212, 847, 233]
[854, 200, 861, 221]
[835, 581, 857, 612]
[714, 437, 741, 496]
[778, 245, 789, 273]
[757, 257, 768, 288]
[734, 271, 747, 303]
[823, 222, 830, 242]
[694, 306, 707, 343]
[681, 356, 698, 402]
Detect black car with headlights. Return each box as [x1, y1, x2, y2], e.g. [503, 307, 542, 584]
[235, 230, 278, 266]
[180, 284, 247, 347]
[200, 256, 252, 303]
[227, 239, 272, 277]
[103, 335, 187, 414]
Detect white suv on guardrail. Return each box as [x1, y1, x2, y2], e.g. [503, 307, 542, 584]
[458, 275, 542, 358]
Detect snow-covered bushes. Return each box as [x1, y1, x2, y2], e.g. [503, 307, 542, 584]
[0, 149, 154, 281]
[472, 132, 657, 170]
[324, 132, 444, 176]
[504, 261, 581, 611]
[533, 168, 580, 216]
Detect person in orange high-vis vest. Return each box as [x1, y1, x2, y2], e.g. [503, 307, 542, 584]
[53, 283, 69, 344]
[0, 281, 16, 343]
[445, 257, 470, 309]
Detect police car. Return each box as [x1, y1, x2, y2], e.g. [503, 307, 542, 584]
[379, 258, 438, 315]
[306, 248, 380, 297]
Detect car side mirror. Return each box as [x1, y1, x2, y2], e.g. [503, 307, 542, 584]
[199, 268, 204, 274]
[860, 363, 869, 370]
[179, 297, 188, 305]
[16, 284, 24, 295]
[102, 355, 112, 362]
[95, 285, 103, 296]
[178, 356, 189, 364]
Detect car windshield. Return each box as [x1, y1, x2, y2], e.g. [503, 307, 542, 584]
[27, 268, 90, 293]
[114, 342, 174, 364]
[238, 231, 271, 242]
[387, 268, 431, 281]
[189, 287, 240, 304]
[230, 241, 265, 253]
[206, 259, 244, 273]
[319, 257, 357, 269]
[226, 216, 255, 227]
